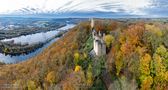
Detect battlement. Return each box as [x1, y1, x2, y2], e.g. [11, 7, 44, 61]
[91, 18, 106, 56]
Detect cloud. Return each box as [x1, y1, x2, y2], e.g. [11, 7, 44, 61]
[0, 0, 167, 17]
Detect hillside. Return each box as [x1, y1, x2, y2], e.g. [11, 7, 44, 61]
[0, 21, 91, 89]
[0, 19, 168, 90]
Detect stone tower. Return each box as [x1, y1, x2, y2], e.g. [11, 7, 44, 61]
[91, 18, 106, 56]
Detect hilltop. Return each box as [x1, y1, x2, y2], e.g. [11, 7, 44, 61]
[0, 19, 168, 90]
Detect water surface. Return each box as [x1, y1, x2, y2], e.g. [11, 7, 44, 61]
[0, 24, 75, 64]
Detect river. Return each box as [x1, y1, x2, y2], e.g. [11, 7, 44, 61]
[0, 24, 75, 64]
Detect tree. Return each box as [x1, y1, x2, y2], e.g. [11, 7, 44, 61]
[46, 71, 57, 84]
[120, 23, 145, 57]
[140, 76, 153, 90]
[74, 52, 80, 65]
[155, 45, 168, 69]
[153, 54, 167, 89]
[163, 29, 168, 47]
[74, 65, 82, 72]
[143, 24, 163, 52]
[27, 80, 36, 90]
[139, 53, 153, 90]
[106, 21, 118, 31]
[86, 64, 93, 86]
[139, 54, 151, 75]
[115, 51, 123, 76]
[145, 24, 162, 37]
[104, 34, 114, 48]
[94, 21, 105, 32]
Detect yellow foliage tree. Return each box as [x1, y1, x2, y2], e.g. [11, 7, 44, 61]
[139, 54, 151, 75]
[74, 52, 80, 65]
[27, 80, 36, 90]
[74, 65, 82, 72]
[139, 53, 153, 90]
[83, 52, 87, 59]
[153, 54, 167, 89]
[86, 64, 93, 86]
[104, 34, 114, 48]
[115, 51, 123, 76]
[46, 71, 57, 84]
[145, 24, 162, 37]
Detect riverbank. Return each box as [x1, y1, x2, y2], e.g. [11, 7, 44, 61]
[0, 24, 66, 40]
[0, 30, 66, 56]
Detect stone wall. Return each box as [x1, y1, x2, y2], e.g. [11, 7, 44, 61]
[92, 30, 106, 56]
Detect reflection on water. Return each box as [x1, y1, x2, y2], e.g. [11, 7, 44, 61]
[1, 24, 75, 44]
[0, 24, 75, 64]
[58, 24, 75, 30]
[0, 38, 58, 63]
[2, 31, 59, 44]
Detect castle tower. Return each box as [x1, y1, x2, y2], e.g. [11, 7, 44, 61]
[91, 18, 106, 56]
[91, 18, 94, 30]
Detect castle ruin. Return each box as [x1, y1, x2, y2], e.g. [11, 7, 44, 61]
[91, 19, 106, 56]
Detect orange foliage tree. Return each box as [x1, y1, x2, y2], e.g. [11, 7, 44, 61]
[120, 22, 145, 57]
[94, 20, 105, 32]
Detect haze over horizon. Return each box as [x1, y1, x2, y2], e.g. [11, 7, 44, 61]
[0, 0, 168, 18]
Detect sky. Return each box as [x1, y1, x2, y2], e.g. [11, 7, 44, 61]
[0, 0, 167, 18]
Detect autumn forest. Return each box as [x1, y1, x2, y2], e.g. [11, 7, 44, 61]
[0, 19, 168, 90]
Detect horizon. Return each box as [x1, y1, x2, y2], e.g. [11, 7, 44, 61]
[1, 14, 168, 19]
